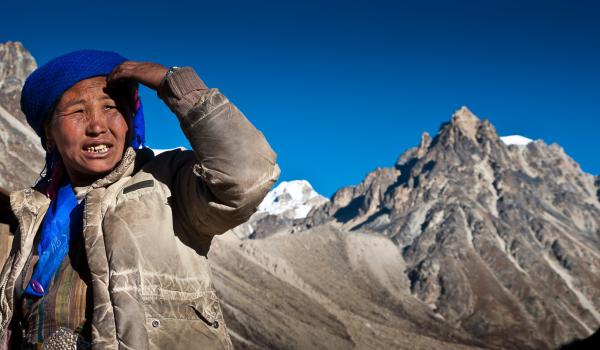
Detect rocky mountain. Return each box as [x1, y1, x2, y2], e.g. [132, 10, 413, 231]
[0, 41, 44, 192]
[0, 41, 36, 124]
[211, 107, 600, 349]
[227, 180, 328, 240]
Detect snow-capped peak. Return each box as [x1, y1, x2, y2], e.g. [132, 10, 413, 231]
[149, 146, 186, 155]
[500, 135, 534, 146]
[258, 180, 328, 219]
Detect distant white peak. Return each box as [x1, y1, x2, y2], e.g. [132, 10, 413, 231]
[500, 135, 534, 146]
[149, 146, 186, 155]
[258, 180, 328, 219]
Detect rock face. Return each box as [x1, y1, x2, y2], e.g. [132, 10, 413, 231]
[212, 106, 600, 349]
[0, 41, 37, 125]
[0, 41, 44, 192]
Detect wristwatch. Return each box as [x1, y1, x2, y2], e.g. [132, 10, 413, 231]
[165, 66, 180, 77]
[158, 66, 180, 95]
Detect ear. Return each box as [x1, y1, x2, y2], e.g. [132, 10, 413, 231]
[43, 117, 55, 151]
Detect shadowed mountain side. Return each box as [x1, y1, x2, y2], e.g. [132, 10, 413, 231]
[210, 225, 489, 350]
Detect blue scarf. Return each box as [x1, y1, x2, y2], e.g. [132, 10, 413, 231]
[25, 181, 83, 297]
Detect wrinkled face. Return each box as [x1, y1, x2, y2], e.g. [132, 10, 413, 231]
[45, 76, 133, 186]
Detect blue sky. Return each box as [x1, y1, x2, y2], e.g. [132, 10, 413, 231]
[3, 0, 599, 197]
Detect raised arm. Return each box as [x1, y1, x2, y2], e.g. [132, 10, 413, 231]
[108, 62, 280, 238]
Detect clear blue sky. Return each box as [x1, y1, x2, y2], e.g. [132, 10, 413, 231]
[3, 0, 599, 197]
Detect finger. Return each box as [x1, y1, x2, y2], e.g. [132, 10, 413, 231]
[108, 61, 138, 81]
[107, 65, 126, 82]
[108, 66, 134, 82]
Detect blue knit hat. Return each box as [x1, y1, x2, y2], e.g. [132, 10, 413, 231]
[21, 49, 145, 149]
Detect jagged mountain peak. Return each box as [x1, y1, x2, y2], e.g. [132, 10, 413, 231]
[452, 105, 479, 122]
[258, 180, 328, 219]
[430, 107, 501, 154]
[449, 106, 480, 138]
[0, 41, 37, 125]
[0, 41, 36, 91]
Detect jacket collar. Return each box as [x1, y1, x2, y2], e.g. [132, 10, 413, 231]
[10, 146, 155, 220]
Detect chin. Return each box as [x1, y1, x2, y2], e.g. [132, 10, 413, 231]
[71, 161, 120, 183]
[84, 162, 119, 175]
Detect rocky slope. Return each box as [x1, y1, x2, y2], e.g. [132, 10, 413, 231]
[210, 225, 487, 349]
[0, 41, 44, 192]
[211, 107, 600, 349]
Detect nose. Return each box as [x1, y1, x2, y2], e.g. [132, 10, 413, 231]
[85, 108, 108, 136]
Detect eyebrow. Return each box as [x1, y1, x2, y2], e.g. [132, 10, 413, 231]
[59, 95, 114, 110]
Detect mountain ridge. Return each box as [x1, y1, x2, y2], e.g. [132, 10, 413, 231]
[214, 106, 599, 349]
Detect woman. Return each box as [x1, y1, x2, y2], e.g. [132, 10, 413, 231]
[0, 50, 280, 349]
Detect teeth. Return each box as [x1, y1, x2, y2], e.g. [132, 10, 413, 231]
[86, 144, 109, 153]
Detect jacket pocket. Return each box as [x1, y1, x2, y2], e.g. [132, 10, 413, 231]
[143, 289, 232, 350]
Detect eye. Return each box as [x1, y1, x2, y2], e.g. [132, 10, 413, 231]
[68, 109, 84, 115]
[104, 104, 117, 110]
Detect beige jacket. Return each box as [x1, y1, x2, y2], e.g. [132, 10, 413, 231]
[0, 67, 280, 349]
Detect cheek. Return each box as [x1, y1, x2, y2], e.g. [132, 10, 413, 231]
[52, 121, 84, 152]
[108, 114, 130, 145]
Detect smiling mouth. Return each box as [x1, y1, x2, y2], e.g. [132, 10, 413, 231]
[84, 144, 111, 154]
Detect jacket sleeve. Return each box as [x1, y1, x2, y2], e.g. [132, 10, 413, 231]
[156, 67, 280, 237]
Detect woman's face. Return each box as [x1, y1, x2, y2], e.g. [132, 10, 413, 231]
[45, 76, 132, 186]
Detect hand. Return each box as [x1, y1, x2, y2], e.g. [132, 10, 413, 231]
[107, 61, 169, 91]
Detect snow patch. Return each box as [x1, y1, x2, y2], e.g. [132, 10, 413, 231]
[149, 146, 186, 155]
[500, 135, 534, 146]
